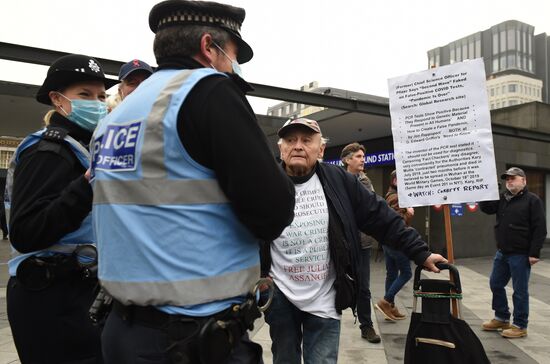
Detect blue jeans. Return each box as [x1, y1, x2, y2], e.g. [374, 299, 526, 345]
[489, 250, 531, 329]
[382, 245, 412, 303]
[357, 248, 373, 329]
[263, 285, 340, 364]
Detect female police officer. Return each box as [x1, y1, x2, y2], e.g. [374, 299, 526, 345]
[5, 54, 118, 363]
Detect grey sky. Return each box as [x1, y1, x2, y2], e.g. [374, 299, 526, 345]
[1, 0, 549, 113]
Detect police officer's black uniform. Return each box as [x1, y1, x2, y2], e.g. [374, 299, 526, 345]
[7, 54, 117, 364]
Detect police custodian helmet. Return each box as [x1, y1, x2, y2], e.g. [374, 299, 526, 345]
[36, 54, 120, 105]
[148, 0, 253, 64]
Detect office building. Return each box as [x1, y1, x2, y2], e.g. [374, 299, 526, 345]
[427, 20, 550, 109]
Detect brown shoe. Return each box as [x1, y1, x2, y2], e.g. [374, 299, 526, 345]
[482, 319, 511, 331]
[375, 299, 397, 321]
[501, 326, 527, 338]
[361, 326, 381, 343]
[391, 304, 406, 320]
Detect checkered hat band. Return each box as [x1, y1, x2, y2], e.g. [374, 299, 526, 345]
[158, 10, 241, 32]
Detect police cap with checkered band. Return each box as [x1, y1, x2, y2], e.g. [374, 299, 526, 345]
[36, 54, 120, 105]
[149, 0, 253, 64]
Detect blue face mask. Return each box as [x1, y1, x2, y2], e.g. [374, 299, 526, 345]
[211, 42, 243, 78]
[58, 94, 108, 132]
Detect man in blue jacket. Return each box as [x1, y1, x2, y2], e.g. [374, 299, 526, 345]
[260, 118, 447, 364]
[480, 167, 547, 339]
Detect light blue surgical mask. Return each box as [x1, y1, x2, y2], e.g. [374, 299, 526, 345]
[211, 42, 243, 78]
[58, 93, 108, 132]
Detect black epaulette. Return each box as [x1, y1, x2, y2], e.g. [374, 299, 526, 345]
[36, 127, 76, 167]
[42, 126, 68, 143]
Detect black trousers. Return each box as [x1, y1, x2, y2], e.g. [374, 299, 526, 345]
[7, 275, 102, 364]
[102, 307, 263, 364]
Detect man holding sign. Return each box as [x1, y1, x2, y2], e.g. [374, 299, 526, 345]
[480, 167, 547, 339]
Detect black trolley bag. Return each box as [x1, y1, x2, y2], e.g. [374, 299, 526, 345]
[404, 263, 490, 364]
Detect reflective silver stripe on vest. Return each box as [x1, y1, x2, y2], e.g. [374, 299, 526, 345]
[141, 69, 194, 179]
[94, 179, 228, 205]
[102, 264, 260, 306]
[93, 69, 228, 206]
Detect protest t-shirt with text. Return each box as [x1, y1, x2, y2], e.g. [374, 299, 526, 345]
[270, 173, 339, 319]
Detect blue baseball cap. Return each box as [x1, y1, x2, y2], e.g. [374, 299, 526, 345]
[118, 59, 154, 81]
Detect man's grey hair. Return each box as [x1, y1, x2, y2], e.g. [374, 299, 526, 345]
[153, 25, 231, 60]
[277, 135, 329, 146]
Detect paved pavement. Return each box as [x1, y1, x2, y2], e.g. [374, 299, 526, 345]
[0, 240, 549, 363]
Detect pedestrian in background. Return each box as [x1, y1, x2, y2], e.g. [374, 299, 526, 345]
[480, 167, 546, 338]
[340, 142, 380, 343]
[91, 1, 295, 363]
[376, 170, 413, 321]
[6, 54, 116, 363]
[106, 59, 153, 111]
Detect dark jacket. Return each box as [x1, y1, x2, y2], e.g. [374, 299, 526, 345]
[356, 171, 377, 249]
[261, 162, 431, 311]
[159, 56, 295, 241]
[385, 185, 413, 225]
[9, 113, 93, 253]
[480, 187, 546, 258]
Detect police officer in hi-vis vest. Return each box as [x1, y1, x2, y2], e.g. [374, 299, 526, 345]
[91, 1, 295, 363]
[6, 54, 117, 363]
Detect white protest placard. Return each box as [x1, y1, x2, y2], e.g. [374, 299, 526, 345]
[388, 58, 499, 207]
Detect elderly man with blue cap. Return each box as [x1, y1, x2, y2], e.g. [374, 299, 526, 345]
[117, 59, 154, 100]
[91, 1, 295, 363]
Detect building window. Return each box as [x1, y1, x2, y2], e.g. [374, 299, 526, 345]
[500, 30, 506, 52]
[507, 28, 516, 50]
[509, 100, 518, 106]
[500, 55, 507, 69]
[508, 84, 517, 93]
[502, 85, 506, 94]
[492, 58, 498, 72]
[0, 150, 14, 169]
[450, 48, 455, 63]
[475, 38, 481, 58]
[462, 42, 468, 60]
[497, 102, 501, 108]
[456, 44, 461, 62]
[490, 103, 495, 109]
[490, 88, 495, 96]
[435, 54, 440, 66]
[522, 31, 527, 53]
[493, 32, 499, 55]
[468, 41, 474, 59]
[508, 54, 516, 68]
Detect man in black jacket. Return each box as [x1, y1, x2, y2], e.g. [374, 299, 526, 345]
[260, 118, 447, 364]
[480, 167, 547, 339]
